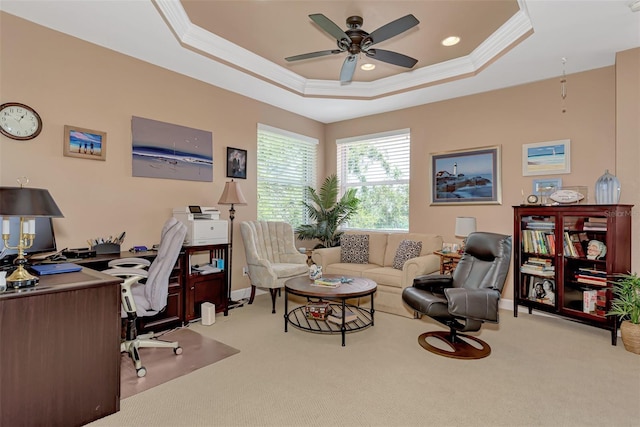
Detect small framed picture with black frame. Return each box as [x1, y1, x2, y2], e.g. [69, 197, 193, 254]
[226, 147, 247, 179]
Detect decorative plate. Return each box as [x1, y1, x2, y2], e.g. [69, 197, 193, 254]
[549, 189, 585, 204]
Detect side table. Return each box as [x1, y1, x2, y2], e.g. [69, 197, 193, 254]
[433, 250, 461, 274]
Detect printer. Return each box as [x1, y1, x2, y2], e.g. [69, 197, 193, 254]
[172, 206, 228, 246]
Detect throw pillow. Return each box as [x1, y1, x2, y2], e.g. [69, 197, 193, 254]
[393, 240, 423, 270]
[340, 234, 370, 264]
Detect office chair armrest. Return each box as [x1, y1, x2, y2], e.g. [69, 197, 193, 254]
[107, 257, 151, 269]
[413, 274, 452, 291]
[102, 267, 149, 280]
[445, 288, 501, 323]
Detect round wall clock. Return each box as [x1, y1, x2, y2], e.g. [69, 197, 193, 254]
[0, 102, 43, 140]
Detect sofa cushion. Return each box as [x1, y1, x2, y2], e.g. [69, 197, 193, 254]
[325, 263, 379, 276]
[340, 234, 369, 264]
[362, 267, 403, 288]
[384, 233, 443, 267]
[392, 240, 423, 269]
[343, 231, 387, 266]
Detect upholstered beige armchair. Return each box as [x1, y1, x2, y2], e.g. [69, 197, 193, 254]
[240, 221, 308, 313]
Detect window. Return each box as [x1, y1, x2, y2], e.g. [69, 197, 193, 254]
[257, 124, 318, 228]
[337, 129, 410, 230]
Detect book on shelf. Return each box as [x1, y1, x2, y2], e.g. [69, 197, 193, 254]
[576, 267, 607, 278]
[312, 278, 342, 288]
[583, 290, 598, 313]
[575, 277, 607, 286]
[521, 230, 555, 255]
[583, 218, 607, 231]
[520, 258, 555, 277]
[521, 266, 555, 277]
[575, 268, 607, 285]
[327, 309, 358, 324]
[595, 289, 607, 316]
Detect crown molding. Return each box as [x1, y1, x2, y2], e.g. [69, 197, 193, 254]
[154, 0, 533, 100]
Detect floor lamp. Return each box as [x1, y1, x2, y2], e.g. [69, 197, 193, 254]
[218, 179, 247, 309]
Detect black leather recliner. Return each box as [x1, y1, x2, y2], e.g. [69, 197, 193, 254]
[402, 232, 512, 359]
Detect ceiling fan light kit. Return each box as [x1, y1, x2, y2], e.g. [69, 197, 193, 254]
[285, 13, 420, 83]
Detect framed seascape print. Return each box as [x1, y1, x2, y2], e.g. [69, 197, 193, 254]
[226, 147, 247, 179]
[131, 116, 213, 182]
[522, 139, 571, 176]
[63, 125, 106, 161]
[430, 145, 501, 205]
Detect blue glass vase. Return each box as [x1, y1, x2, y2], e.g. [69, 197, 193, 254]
[594, 169, 620, 204]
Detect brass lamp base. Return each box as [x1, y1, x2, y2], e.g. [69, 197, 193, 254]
[6, 265, 39, 289]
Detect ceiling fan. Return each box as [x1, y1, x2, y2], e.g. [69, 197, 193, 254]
[285, 13, 420, 83]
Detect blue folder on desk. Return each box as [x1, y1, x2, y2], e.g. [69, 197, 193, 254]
[31, 263, 82, 275]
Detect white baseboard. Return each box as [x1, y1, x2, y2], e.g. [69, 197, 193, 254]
[230, 286, 264, 303]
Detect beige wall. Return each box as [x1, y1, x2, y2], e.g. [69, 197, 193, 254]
[2, 14, 638, 297]
[326, 65, 636, 297]
[0, 13, 324, 292]
[616, 48, 640, 273]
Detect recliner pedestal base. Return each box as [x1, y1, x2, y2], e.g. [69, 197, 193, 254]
[418, 331, 491, 360]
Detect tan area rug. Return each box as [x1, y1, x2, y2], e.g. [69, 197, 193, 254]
[120, 327, 239, 399]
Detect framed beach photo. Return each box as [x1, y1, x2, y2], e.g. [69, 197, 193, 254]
[226, 147, 247, 179]
[522, 139, 571, 176]
[63, 125, 106, 161]
[532, 178, 563, 195]
[430, 145, 502, 205]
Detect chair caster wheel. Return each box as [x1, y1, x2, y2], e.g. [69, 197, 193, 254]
[136, 367, 147, 378]
[174, 346, 183, 355]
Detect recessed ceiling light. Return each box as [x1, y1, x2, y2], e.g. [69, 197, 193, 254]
[361, 63, 376, 71]
[441, 36, 460, 47]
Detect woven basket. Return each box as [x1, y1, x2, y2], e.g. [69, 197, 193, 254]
[620, 321, 640, 354]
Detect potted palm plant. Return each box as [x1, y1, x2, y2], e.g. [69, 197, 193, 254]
[295, 174, 359, 248]
[607, 272, 640, 354]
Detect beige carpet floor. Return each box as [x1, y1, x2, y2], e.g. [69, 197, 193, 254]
[90, 294, 640, 427]
[120, 328, 240, 399]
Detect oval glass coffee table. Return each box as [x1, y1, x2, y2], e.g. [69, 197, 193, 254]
[284, 275, 377, 346]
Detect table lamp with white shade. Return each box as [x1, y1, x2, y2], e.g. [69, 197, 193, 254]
[454, 216, 477, 253]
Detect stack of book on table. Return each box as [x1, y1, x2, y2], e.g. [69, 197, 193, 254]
[312, 277, 342, 288]
[327, 309, 358, 324]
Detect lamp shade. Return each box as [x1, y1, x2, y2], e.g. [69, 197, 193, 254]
[454, 217, 476, 238]
[217, 180, 247, 205]
[0, 187, 64, 217]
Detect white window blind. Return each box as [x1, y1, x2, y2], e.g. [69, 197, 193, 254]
[337, 129, 410, 230]
[257, 124, 318, 228]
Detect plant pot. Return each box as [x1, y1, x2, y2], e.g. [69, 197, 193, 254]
[620, 320, 640, 354]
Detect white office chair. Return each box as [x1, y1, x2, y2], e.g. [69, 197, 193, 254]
[103, 217, 187, 377]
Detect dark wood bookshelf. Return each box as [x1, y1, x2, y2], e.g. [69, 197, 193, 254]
[513, 204, 633, 345]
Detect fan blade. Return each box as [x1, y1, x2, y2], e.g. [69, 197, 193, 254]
[285, 49, 342, 62]
[309, 13, 352, 43]
[367, 14, 419, 46]
[340, 54, 358, 83]
[365, 49, 418, 68]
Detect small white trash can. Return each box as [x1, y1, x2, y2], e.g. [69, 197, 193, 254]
[201, 302, 216, 326]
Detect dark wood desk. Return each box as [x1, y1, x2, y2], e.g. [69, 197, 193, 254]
[0, 268, 121, 426]
[77, 245, 229, 329]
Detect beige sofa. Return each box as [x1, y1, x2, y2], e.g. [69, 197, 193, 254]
[311, 231, 443, 318]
